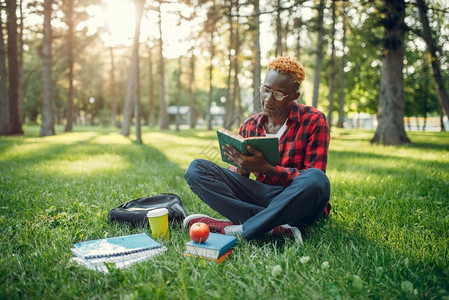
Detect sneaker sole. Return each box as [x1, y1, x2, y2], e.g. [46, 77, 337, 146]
[182, 214, 231, 230]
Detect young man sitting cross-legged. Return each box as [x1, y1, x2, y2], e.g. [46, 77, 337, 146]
[183, 56, 331, 245]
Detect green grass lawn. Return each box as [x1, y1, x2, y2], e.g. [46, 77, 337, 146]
[1, 125, 448, 299]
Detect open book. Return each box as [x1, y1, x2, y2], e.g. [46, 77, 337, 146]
[216, 128, 279, 168]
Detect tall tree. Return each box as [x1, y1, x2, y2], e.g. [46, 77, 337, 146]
[121, 0, 144, 141]
[40, 0, 54, 136]
[6, 0, 23, 135]
[148, 44, 155, 127]
[133, 0, 143, 144]
[371, 0, 410, 145]
[18, 0, 23, 124]
[311, 0, 325, 108]
[0, 5, 9, 135]
[232, 3, 241, 121]
[64, 0, 75, 132]
[252, 0, 261, 113]
[205, 5, 217, 131]
[175, 57, 182, 132]
[109, 43, 117, 127]
[415, 0, 449, 120]
[336, 2, 347, 128]
[188, 46, 196, 128]
[157, 4, 169, 130]
[224, 0, 235, 128]
[327, 0, 336, 128]
[275, 0, 282, 56]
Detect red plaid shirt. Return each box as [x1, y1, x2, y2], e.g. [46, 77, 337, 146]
[233, 102, 331, 215]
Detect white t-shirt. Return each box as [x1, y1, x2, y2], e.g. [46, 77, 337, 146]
[263, 119, 288, 140]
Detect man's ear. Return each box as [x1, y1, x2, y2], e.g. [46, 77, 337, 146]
[293, 92, 300, 100]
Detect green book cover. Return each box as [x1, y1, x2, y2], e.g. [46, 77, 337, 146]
[216, 128, 280, 169]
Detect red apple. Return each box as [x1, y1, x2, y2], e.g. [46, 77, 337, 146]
[189, 222, 210, 243]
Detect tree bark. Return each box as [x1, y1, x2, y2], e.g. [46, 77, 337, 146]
[188, 49, 196, 128]
[311, 0, 325, 108]
[0, 6, 9, 135]
[122, 0, 144, 139]
[18, 0, 23, 124]
[121, 48, 137, 136]
[207, 28, 214, 131]
[252, 0, 261, 113]
[176, 57, 182, 132]
[327, 0, 336, 129]
[158, 4, 169, 130]
[232, 5, 241, 123]
[7, 0, 23, 135]
[337, 2, 347, 128]
[109, 45, 117, 127]
[275, 0, 282, 56]
[133, 0, 143, 144]
[40, 0, 53, 136]
[148, 44, 155, 127]
[225, 0, 235, 129]
[371, 0, 410, 145]
[64, 0, 74, 132]
[416, 0, 449, 120]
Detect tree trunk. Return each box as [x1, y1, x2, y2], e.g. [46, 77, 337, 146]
[337, 2, 346, 128]
[311, 0, 325, 108]
[122, 0, 144, 138]
[18, 0, 23, 124]
[148, 45, 155, 127]
[252, 0, 261, 113]
[7, 0, 23, 135]
[133, 0, 143, 144]
[416, 0, 449, 120]
[275, 0, 282, 56]
[64, 0, 74, 132]
[439, 108, 445, 132]
[225, 1, 234, 129]
[0, 6, 9, 135]
[207, 29, 214, 131]
[175, 57, 182, 132]
[188, 49, 196, 128]
[295, 10, 302, 61]
[109, 45, 117, 127]
[327, 0, 336, 129]
[40, 0, 53, 136]
[121, 49, 137, 136]
[371, 0, 410, 145]
[158, 5, 169, 130]
[232, 5, 241, 125]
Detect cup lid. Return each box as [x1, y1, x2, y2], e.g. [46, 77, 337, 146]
[147, 208, 168, 217]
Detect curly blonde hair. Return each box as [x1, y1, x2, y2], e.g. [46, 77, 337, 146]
[267, 56, 305, 84]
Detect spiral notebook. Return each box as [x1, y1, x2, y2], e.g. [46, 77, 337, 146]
[71, 233, 161, 259]
[70, 233, 166, 273]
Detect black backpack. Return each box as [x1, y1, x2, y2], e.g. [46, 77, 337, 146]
[108, 193, 188, 228]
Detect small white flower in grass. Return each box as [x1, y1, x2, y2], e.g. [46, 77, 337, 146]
[321, 261, 329, 270]
[271, 265, 282, 277]
[401, 281, 414, 294]
[300, 256, 310, 264]
[351, 275, 363, 291]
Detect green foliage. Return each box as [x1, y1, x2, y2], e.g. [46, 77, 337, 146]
[0, 126, 448, 298]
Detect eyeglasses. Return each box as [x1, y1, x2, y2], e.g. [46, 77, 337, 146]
[259, 85, 297, 101]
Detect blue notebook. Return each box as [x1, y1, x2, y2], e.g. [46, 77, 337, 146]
[185, 233, 237, 259]
[71, 233, 162, 259]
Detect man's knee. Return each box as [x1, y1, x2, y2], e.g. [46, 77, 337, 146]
[184, 159, 217, 185]
[185, 159, 202, 184]
[295, 168, 330, 197]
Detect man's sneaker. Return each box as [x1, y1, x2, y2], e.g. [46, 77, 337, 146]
[183, 214, 235, 234]
[271, 224, 304, 245]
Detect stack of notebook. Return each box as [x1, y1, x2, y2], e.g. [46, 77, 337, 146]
[184, 233, 237, 263]
[70, 233, 167, 273]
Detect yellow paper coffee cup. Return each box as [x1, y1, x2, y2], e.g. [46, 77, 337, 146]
[147, 208, 169, 241]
